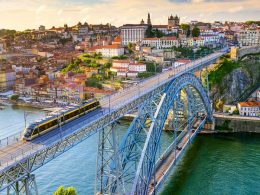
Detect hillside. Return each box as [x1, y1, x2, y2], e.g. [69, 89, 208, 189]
[208, 54, 260, 111]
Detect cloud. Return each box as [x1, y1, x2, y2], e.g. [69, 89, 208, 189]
[0, 0, 259, 30]
[228, 6, 243, 13]
[35, 5, 46, 14]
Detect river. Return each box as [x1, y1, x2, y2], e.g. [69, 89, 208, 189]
[0, 106, 259, 194]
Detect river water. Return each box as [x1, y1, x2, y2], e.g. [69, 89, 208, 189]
[0, 106, 259, 194]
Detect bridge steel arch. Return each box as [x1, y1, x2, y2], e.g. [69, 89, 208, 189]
[103, 73, 213, 195]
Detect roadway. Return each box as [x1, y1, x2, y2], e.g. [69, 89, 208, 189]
[0, 50, 225, 171]
[148, 117, 203, 195]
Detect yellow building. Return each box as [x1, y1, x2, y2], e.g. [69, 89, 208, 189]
[230, 47, 238, 60]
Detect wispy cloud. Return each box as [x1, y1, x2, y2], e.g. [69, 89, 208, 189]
[0, 0, 259, 30]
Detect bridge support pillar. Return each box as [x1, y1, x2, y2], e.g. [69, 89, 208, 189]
[206, 66, 209, 98]
[95, 122, 123, 195]
[7, 174, 38, 195]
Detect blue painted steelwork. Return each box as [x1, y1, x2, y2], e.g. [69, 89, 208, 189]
[101, 73, 213, 195]
[0, 50, 227, 194]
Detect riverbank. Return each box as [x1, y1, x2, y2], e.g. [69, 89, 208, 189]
[120, 114, 260, 134]
[214, 114, 260, 133]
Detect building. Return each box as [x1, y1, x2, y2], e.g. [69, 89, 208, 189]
[0, 70, 16, 91]
[257, 90, 260, 101]
[90, 45, 124, 57]
[39, 25, 45, 31]
[238, 29, 260, 47]
[188, 37, 205, 47]
[142, 36, 179, 49]
[77, 22, 89, 36]
[110, 60, 146, 77]
[121, 24, 148, 46]
[0, 41, 6, 54]
[168, 14, 180, 28]
[173, 59, 191, 67]
[238, 102, 260, 117]
[230, 47, 238, 60]
[128, 62, 146, 72]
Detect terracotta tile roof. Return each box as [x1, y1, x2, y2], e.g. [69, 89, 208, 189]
[153, 25, 168, 28]
[91, 44, 123, 50]
[239, 102, 260, 107]
[129, 62, 145, 66]
[113, 60, 130, 63]
[175, 59, 191, 63]
[143, 37, 159, 41]
[113, 36, 121, 42]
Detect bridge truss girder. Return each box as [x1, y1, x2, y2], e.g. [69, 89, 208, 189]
[0, 78, 168, 193]
[96, 73, 213, 195]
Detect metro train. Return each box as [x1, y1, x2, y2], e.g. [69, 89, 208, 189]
[22, 100, 100, 141]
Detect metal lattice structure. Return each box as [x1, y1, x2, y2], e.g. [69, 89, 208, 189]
[0, 49, 228, 194]
[95, 73, 213, 195]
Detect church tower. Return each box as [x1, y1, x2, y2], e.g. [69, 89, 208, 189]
[147, 13, 152, 26]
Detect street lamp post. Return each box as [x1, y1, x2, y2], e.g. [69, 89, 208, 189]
[58, 117, 62, 139]
[24, 111, 32, 129]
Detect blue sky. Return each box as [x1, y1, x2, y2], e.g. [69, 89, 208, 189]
[0, 0, 259, 30]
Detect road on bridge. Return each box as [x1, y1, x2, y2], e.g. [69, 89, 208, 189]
[0, 51, 224, 171]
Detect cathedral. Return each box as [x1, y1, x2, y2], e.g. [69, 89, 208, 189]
[140, 13, 180, 28]
[168, 14, 180, 28]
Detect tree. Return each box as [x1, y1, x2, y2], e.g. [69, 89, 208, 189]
[233, 109, 240, 115]
[145, 62, 157, 73]
[153, 29, 165, 38]
[180, 24, 190, 31]
[127, 43, 134, 53]
[10, 94, 19, 101]
[103, 62, 112, 69]
[192, 27, 200, 37]
[187, 27, 191, 37]
[54, 186, 76, 195]
[145, 25, 154, 38]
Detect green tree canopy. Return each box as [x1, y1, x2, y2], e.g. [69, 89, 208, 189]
[192, 27, 200, 37]
[180, 23, 190, 31]
[10, 94, 19, 101]
[53, 186, 77, 195]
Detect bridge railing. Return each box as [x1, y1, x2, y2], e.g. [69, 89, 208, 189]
[0, 51, 225, 150]
[0, 132, 23, 148]
[0, 50, 227, 169]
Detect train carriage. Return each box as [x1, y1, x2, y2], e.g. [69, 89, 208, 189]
[23, 100, 100, 141]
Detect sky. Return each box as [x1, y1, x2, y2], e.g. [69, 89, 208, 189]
[0, 0, 260, 30]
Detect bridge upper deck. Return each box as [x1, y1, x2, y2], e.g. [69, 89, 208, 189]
[0, 50, 226, 174]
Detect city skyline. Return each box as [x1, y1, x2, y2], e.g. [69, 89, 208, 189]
[0, 0, 260, 30]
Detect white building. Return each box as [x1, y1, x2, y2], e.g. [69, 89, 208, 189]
[129, 62, 146, 72]
[93, 45, 124, 58]
[121, 24, 148, 46]
[0, 42, 5, 54]
[152, 25, 169, 34]
[110, 60, 130, 72]
[173, 59, 191, 67]
[110, 60, 146, 77]
[238, 102, 260, 117]
[257, 90, 260, 101]
[238, 29, 260, 47]
[142, 36, 179, 49]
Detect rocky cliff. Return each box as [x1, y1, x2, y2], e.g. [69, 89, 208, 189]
[209, 55, 260, 110]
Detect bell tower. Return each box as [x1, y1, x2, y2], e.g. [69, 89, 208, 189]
[147, 13, 152, 26]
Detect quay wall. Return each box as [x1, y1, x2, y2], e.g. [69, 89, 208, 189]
[214, 116, 260, 133]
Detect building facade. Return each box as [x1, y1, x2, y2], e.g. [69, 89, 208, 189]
[238, 29, 260, 47]
[92, 45, 124, 57]
[121, 24, 148, 46]
[238, 102, 260, 117]
[142, 36, 179, 49]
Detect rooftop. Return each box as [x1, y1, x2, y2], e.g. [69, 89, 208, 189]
[239, 102, 260, 107]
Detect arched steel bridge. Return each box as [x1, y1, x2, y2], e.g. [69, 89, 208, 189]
[0, 48, 228, 194]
